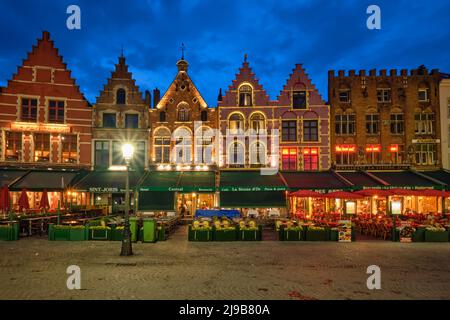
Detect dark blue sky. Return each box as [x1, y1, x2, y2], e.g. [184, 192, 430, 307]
[0, 0, 449, 105]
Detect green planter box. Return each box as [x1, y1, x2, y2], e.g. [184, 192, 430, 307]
[111, 227, 124, 241]
[412, 228, 425, 242]
[53, 227, 70, 241]
[425, 230, 449, 242]
[213, 229, 237, 241]
[157, 225, 166, 241]
[239, 229, 261, 241]
[305, 229, 327, 241]
[142, 219, 157, 243]
[0, 223, 19, 241]
[89, 228, 111, 241]
[69, 227, 87, 241]
[188, 226, 212, 241]
[330, 229, 339, 241]
[283, 229, 303, 241]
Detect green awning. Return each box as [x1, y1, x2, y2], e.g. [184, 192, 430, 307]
[219, 171, 286, 191]
[139, 171, 216, 192]
[73, 170, 144, 193]
[0, 169, 29, 187]
[10, 170, 80, 191]
[220, 191, 286, 208]
[138, 191, 175, 211]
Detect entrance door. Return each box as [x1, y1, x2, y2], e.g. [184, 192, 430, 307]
[176, 193, 214, 217]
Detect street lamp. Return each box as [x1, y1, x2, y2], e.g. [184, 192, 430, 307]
[121, 143, 134, 256]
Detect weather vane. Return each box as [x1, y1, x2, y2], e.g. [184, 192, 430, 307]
[121, 44, 124, 57]
[180, 42, 185, 60]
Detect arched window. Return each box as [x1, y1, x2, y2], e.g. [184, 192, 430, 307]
[116, 89, 126, 104]
[173, 127, 192, 164]
[229, 113, 244, 134]
[228, 141, 244, 166]
[195, 127, 214, 164]
[177, 103, 190, 121]
[238, 84, 253, 106]
[159, 111, 166, 122]
[249, 142, 266, 166]
[249, 113, 266, 134]
[154, 128, 171, 163]
[200, 110, 208, 122]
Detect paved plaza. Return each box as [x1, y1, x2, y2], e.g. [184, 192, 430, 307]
[1, 227, 449, 300]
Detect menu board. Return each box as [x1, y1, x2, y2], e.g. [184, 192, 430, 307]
[338, 220, 352, 242]
[399, 221, 414, 243]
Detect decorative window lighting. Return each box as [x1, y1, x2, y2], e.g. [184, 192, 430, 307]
[184, 165, 191, 170]
[202, 165, 208, 171]
[195, 165, 201, 170]
[157, 165, 164, 170]
[176, 165, 181, 171]
[165, 165, 171, 170]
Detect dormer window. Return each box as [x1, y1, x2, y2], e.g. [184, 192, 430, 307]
[116, 88, 126, 104]
[238, 84, 252, 106]
[292, 91, 307, 109]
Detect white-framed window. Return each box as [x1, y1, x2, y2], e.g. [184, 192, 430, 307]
[377, 88, 391, 103]
[390, 113, 404, 134]
[366, 114, 380, 135]
[195, 127, 214, 164]
[173, 128, 192, 164]
[414, 113, 435, 135]
[228, 140, 245, 166]
[418, 88, 429, 102]
[238, 84, 252, 106]
[339, 90, 350, 103]
[154, 128, 171, 164]
[414, 144, 437, 165]
[229, 113, 244, 134]
[249, 113, 266, 134]
[249, 142, 267, 166]
[335, 114, 355, 135]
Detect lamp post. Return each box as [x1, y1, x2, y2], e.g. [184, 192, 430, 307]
[121, 143, 134, 256]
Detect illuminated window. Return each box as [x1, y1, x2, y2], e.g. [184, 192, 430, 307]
[131, 141, 146, 169]
[125, 114, 139, 129]
[238, 85, 252, 106]
[48, 100, 65, 123]
[34, 133, 50, 162]
[282, 148, 297, 171]
[249, 142, 266, 166]
[366, 114, 380, 134]
[195, 127, 213, 164]
[173, 128, 191, 164]
[154, 128, 171, 164]
[116, 89, 126, 104]
[228, 141, 244, 166]
[335, 114, 355, 135]
[5, 132, 22, 161]
[365, 144, 381, 164]
[112, 141, 126, 165]
[414, 113, 435, 135]
[418, 88, 429, 102]
[303, 120, 318, 141]
[21, 98, 38, 122]
[292, 91, 307, 109]
[61, 134, 77, 163]
[335, 145, 356, 165]
[390, 114, 404, 134]
[389, 144, 404, 164]
[229, 113, 244, 134]
[303, 147, 319, 171]
[282, 120, 297, 141]
[177, 104, 190, 122]
[250, 113, 266, 134]
[377, 88, 391, 103]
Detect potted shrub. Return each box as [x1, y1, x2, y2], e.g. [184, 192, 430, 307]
[188, 220, 212, 241]
[282, 225, 304, 241]
[305, 226, 327, 241]
[238, 220, 261, 241]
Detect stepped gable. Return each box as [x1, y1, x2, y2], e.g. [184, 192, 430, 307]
[1, 30, 88, 102]
[277, 64, 326, 106]
[95, 55, 146, 105]
[219, 57, 273, 106]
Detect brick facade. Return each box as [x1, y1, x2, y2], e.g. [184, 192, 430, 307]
[0, 31, 92, 168]
[328, 67, 442, 170]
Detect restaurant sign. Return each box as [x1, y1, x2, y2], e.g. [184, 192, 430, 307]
[11, 122, 71, 133]
[139, 186, 215, 192]
[220, 186, 287, 192]
[88, 187, 133, 193]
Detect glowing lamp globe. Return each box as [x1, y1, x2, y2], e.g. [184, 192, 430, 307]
[122, 143, 134, 162]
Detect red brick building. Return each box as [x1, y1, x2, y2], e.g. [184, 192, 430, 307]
[0, 31, 92, 167]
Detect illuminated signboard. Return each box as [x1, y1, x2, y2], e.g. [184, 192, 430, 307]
[11, 122, 71, 133]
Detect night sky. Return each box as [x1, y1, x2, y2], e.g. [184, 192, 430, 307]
[0, 0, 449, 105]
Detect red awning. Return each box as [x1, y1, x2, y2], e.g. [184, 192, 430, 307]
[289, 190, 326, 198]
[419, 189, 446, 197]
[39, 189, 50, 209]
[324, 191, 364, 199]
[18, 189, 30, 211]
[354, 189, 392, 197]
[388, 188, 420, 196]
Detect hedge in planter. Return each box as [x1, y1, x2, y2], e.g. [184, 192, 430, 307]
[305, 226, 327, 241]
[188, 225, 212, 241]
[88, 226, 111, 241]
[49, 225, 87, 241]
[238, 226, 262, 241]
[425, 229, 449, 242]
[69, 226, 87, 241]
[0, 223, 19, 241]
[282, 227, 303, 241]
[111, 226, 124, 241]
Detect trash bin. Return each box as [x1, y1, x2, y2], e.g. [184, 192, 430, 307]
[142, 218, 157, 243]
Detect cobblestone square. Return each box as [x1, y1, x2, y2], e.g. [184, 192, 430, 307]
[1, 227, 450, 300]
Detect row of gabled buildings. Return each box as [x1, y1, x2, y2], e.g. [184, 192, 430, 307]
[1, 31, 450, 215]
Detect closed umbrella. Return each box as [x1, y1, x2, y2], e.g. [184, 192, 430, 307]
[18, 189, 30, 212]
[39, 189, 50, 210]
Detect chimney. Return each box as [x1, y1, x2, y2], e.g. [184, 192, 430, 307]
[217, 88, 223, 102]
[145, 90, 151, 108]
[153, 88, 160, 108]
